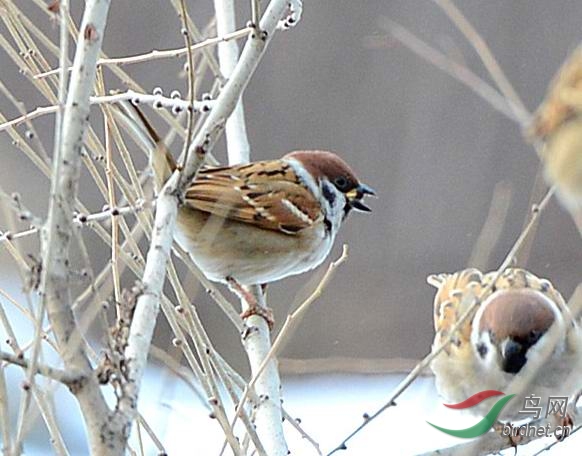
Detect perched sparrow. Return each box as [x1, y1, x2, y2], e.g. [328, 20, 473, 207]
[429, 268, 582, 422]
[528, 46, 582, 231]
[121, 104, 375, 324]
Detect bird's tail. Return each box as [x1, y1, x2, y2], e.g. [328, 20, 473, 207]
[112, 101, 176, 193]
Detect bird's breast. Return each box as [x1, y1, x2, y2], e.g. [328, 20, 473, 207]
[175, 207, 334, 285]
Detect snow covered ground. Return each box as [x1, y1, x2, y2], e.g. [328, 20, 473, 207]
[4, 364, 580, 455]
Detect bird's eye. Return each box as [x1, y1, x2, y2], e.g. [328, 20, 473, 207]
[334, 176, 348, 190]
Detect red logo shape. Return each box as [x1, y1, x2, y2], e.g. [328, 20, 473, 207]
[443, 390, 504, 409]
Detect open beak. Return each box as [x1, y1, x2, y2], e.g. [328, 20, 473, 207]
[358, 183, 376, 196]
[346, 183, 376, 212]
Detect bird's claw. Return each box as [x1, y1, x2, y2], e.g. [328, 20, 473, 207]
[240, 305, 275, 330]
[226, 277, 274, 330]
[554, 412, 574, 441]
[494, 421, 522, 450]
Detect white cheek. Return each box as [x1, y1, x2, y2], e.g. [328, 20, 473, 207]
[470, 308, 504, 372]
[283, 158, 346, 233]
[319, 180, 346, 232]
[471, 303, 499, 369]
[471, 331, 494, 367]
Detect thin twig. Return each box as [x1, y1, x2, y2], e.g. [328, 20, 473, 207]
[32, 387, 69, 456]
[102, 103, 122, 310]
[0, 90, 213, 133]
[467, 181, 512, 269]
[415, 404, 582, 456]
[251, 0, 261, 27]
[0, 366, 12, 452]
[135, 419, 145, 456]
[532, 424, 582, 456]
[177, 0, 196, 168]
[432, 0, 530, 124]
[282, 409, 323, 456]
[136, 414, 167, 456]
[33, 27, 252, 79]
[0, 201, 149, 245]
[379, 18, 525, 126]
[0, 350, 78, 385]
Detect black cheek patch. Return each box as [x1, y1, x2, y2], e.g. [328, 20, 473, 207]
[323, 218, 332, 234]
[476, 342, 488, 358]
[322, 182, 336, 207]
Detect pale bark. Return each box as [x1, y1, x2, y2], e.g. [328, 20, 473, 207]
[39, 0, 112, 453]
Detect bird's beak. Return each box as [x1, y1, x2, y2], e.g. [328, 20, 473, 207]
[357, 183, 376, 196]
[346, 183, 376, 212]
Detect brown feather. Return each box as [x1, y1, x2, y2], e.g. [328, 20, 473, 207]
[285, 150, 360, 192]
[429, 269, 484, 354]
[128, 103, 176, 192]
[184, 160, 322, 235]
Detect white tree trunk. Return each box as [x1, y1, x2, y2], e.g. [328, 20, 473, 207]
[40, 0, 112, 453]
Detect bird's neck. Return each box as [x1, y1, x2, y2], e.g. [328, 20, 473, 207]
[285, 158, 345, 236]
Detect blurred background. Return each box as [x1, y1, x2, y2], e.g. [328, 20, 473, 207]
[1, 0, 582, 454]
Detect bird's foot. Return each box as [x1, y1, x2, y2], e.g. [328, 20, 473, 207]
[226, 277, 274, 330]
[240, 305, 275, 330]
[553, 412, 574, 441]
[494, 421, 522, 449]
[226, 276, 257, 305]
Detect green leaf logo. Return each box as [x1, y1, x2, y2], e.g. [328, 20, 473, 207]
[427, 392, 515, 438]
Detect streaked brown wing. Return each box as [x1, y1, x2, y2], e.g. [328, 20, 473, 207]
[428, 268, 485, 354]
[184, 160, 322, 234]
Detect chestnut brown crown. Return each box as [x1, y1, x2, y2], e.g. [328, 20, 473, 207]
[478, 289, 555, 342]
[285, 150, 376, 212]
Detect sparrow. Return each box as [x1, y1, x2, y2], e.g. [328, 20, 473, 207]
[528, 46, 582, 233]
[119, 104, 375, 325]
[428, 268, 582, 424]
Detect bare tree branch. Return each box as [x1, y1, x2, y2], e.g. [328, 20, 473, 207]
[0, 350, 78, 385]
[33, 26, 253, 79]
[38, 0, 112, 453]
[215, 0, 251, 164]
[432, 0, 530, 124]
[0, 90, 213, 133]
[380, 18, 525, 126]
